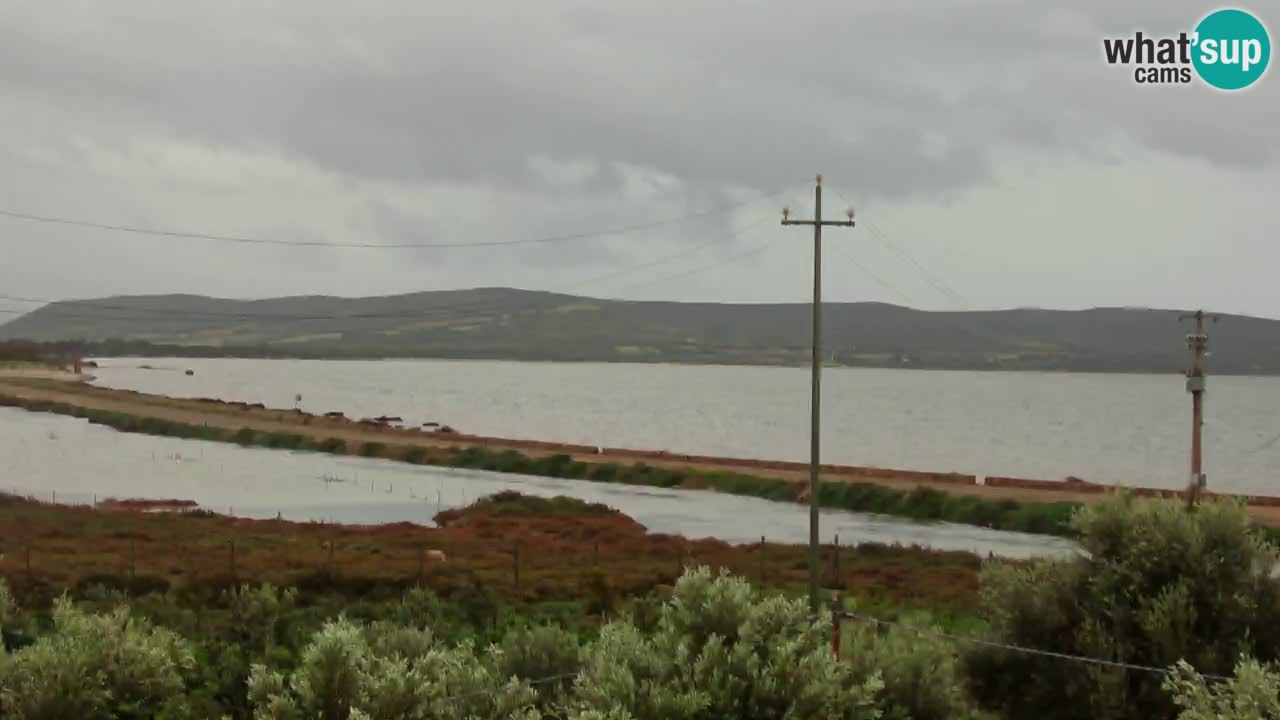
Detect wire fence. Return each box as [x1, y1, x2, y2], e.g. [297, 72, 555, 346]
[835, 610, 1233, 683]
[3, 486, 96, 508]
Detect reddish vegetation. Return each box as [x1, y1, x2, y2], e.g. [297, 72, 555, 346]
[96, 497, 200, 512]
[981, 475, 1280, 508]
[984, 476, 1107, 493]
[0, 492, 982, 612]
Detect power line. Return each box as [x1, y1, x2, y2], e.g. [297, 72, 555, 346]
[864, 222, 968, 307]
[0, 186, 793, 251]
[562, 214, 775, 292]
[824, 186, 968, 308]
[841, 611, 1231, 682]
[605, 231, 778, 297]
[0, 216, 779, 330]
[0, 215, 776, 325]
[827, 242, 916, 307]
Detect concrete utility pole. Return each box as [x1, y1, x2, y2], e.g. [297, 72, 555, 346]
[782, 174, 855, 613]
[1179, 309, 1217, 509]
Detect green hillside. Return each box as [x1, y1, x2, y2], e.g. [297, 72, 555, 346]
[3, 288, 1277, 374]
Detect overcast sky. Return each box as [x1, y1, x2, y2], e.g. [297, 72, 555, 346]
[0, 0, 1276, 319]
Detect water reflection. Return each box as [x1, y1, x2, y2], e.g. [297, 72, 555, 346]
[2, 407, 1076, 559]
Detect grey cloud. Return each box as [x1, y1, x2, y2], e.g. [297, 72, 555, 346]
[0, 0, 1276, 315]
[5, 0, 1274, 203]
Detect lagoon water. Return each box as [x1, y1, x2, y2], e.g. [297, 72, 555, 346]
[89, 357, 1280, 495]
[0, 407, 1074, 559]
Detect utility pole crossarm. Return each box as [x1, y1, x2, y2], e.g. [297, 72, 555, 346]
[781, 219, 857, 228]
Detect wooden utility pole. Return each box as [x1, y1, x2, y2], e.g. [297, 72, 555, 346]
[1179, 310, 1217, 508]
[782, 174, 856, 613]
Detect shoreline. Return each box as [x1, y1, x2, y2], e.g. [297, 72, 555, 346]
[3, 373, 1280, 534]
[86, 352, 1280, 379]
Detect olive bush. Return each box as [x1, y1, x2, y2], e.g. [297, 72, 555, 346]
[497, 624, 582, 715]
[0, 599, 195, 720]
[969, 495, 1280, 720]
[844, 616, 991, 720]
[247, 617, 539, 720]
[227, 583, 298, 657]
[1166, 657, 1280, 719]
[569, 566, 884, 720]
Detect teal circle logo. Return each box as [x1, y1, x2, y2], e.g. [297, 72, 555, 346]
[1192, 9, 1271, 90]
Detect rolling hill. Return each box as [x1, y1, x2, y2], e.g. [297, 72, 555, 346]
[3, 288, 1279, 374]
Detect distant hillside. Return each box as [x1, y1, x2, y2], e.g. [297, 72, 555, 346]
[3, 288, 1279, 374]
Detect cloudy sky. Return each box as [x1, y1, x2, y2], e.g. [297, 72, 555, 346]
[0, 0, 1276, 319]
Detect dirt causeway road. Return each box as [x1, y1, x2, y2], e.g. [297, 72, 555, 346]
[3, 373, 1279, 526]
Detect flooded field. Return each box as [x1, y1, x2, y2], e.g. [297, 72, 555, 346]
[2, 407, 1076, 559]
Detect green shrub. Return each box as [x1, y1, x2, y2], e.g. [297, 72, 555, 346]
[571, 566, 884, 719]
[0, 578, 13, 627]
[225, 583, 298, 657]
[1166, 657, 1280, 720]
[0, 600, 196, 719]
[248, 616, 537, 720]
[263, 432, 306, 450]
[497, 624, 582, 708]
[234, 427, 258, 445]
[969, 495, 1280, 720]
[844, 613, 989, 720]
[468, 491, 613, 517]
[402, 447, 427, 464]
[587, 463, 622, 483]
[358, 442, 386, 458]
[315, 437, 347, 454]
[703, 472, 796, 501]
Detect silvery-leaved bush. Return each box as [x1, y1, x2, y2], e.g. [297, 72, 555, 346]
[248, 616, 541, 720]
[1166, 658, 1280, 720]
[570, 566, 884, 720]
[0, 598, 195, 720]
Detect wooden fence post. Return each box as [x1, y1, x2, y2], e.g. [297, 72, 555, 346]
[228, 540, 238, 584]
[513, 542, 521, 593]
[832, 591, 844, 660]
[831, 533, 840, 585]
[759, 535, 766, 585]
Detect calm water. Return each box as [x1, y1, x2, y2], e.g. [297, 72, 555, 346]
[90, 357, 1280, 495]
[0, 408, 1073, 558]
